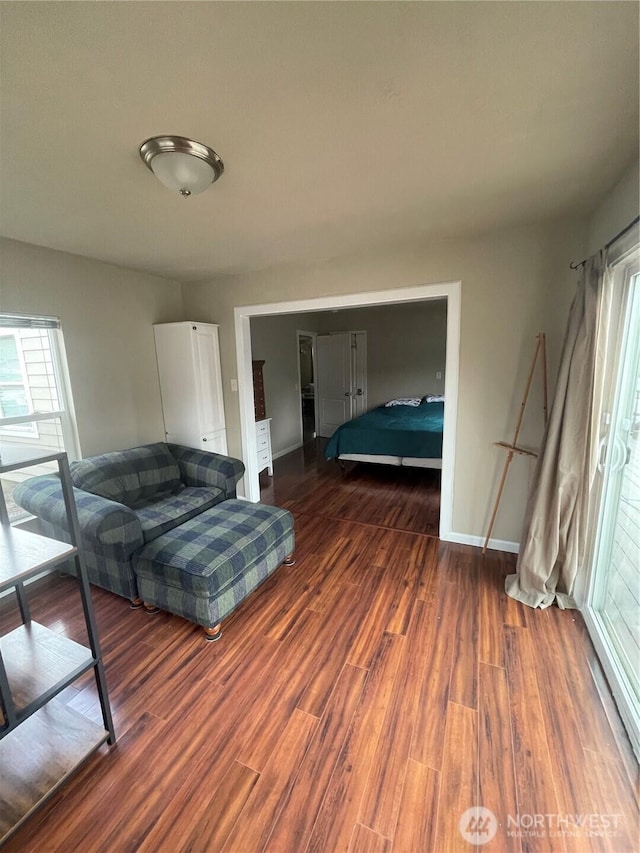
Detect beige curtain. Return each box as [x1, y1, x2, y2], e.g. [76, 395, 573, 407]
[506, 251, 612, 609]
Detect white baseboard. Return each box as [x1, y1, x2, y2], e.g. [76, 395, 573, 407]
[442, 531, 520, 554]
[272, 441, 304, 461]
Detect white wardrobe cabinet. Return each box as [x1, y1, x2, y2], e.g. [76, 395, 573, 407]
[153, 322, 228, 455]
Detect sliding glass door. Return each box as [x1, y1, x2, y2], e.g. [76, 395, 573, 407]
[584, 249, 640, 759]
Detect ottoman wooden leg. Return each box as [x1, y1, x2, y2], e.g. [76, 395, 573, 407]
[204, 623, 222, 642]
[143, 601, 160, 615]
[129, 597, 143, 609]
[283, 553, 296, 566]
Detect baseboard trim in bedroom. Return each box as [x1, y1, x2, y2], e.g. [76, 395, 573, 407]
[272, 441, 304, 461]
[443, 531, 520, 554]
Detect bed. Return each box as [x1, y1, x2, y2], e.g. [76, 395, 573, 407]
[324, 398, 444, 469]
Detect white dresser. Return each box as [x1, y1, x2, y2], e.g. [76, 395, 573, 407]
[256, 418, 273, 475]
[153, 322, 228, 455]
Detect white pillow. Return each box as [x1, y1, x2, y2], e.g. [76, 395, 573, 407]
[384, 397, 422, 407]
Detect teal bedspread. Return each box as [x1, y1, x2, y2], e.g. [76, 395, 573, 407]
[324, 400, 444, 460]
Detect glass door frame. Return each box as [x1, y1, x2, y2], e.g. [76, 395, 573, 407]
[582, 248, 640, 761]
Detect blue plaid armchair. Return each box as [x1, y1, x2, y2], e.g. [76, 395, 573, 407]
[13, 443, 245, 604]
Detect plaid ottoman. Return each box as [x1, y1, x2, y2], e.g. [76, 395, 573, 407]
[133, 499, 295, 640]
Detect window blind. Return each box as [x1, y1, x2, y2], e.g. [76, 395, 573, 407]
[0, 314, 61, 330]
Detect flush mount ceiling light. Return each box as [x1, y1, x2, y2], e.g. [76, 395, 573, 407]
[138, 135, 224, 197]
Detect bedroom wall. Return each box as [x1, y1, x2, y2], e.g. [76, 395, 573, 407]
[312, 300, 447, 407]
[0, 237, 183, 455]
[251, 300, 448, 458]
[250, 312, 311, 456]
[182, 216, 587, 547]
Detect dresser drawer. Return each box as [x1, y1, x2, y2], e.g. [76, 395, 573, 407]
[255, 418, 272, 473]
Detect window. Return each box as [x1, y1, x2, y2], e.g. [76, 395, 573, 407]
[0, 333, 38, 436]
[0, 314, 80, 521]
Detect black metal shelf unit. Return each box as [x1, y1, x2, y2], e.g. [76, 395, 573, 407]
[0, 448, 115, 844]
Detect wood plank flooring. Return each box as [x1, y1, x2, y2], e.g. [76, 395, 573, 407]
[1, 442, 638, 852]
[259, 441, 441, 537]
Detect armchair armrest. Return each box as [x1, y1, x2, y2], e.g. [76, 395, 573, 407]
[167, 444, 245, 498]
[13, 474, 144, 557]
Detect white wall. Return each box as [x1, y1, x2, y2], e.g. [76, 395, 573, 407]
[182, 217, 587, 545]
[587, 159, 639, 255]
[0, 238, 183, 455]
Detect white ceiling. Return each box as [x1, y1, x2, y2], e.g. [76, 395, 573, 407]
[1, 2, 638, 282]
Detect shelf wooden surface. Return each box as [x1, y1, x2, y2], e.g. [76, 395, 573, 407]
[0, 622, 92, 718]
[0, 700, 108, 845]
[0, 527, 76, 591]
[0, 445, 66, 474]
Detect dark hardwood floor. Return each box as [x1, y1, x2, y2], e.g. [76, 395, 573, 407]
[2, 441, 638, 852]
[259, 439, 442, 537]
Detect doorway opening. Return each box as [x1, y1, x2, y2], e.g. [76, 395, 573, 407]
[297, 332, 317, 443]
[234, 280, 461, 543]
[583, 247, 640, 759]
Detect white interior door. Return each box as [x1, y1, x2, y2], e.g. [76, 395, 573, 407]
[316, 333, 352, 438]
[316, 332, 367, 437]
